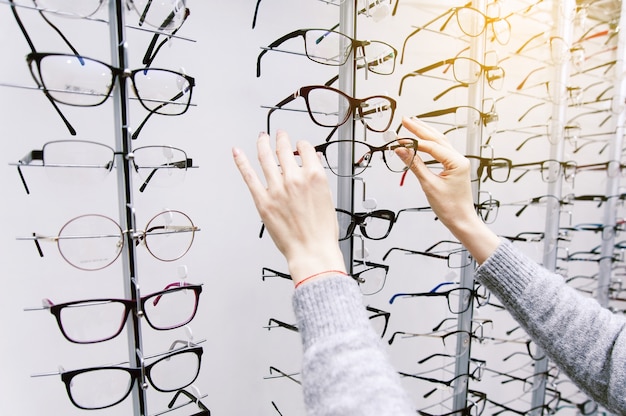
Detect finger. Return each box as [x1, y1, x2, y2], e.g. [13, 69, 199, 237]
[274, 130, 299, 173]
[401, 116, 453, 149]
[232, 146, 268, 208]
[294, 139, 323, 170]
[256, 132, 282, 188]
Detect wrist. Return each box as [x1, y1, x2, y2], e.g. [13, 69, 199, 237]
[447, 214, 500, 265]
[287, 247, 347, 287]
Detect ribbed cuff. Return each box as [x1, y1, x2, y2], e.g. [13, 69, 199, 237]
[475, 238, 538, 306]
[292, 274, 370, 350]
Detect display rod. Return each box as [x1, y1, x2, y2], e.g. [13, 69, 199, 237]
[528, 1, 575, 414]
[597, 0, 626, 312]
[337, 0, 357, 269]
[108, 0, 146, 414]
[451, 0, 486, 410]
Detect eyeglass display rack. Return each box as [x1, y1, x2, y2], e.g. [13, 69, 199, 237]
[3, 1, 202, 415]
[256, 0, 626, 415]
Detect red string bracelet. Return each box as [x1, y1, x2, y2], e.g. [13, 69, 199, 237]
[294, 270, 348, 289]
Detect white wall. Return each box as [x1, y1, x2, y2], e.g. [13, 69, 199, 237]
[0, 0, 620, 415]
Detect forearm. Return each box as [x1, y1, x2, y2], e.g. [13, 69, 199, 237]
[476, 239, 626, 414]
[442, 211, 500, 265]
[293, 275, 415, 416]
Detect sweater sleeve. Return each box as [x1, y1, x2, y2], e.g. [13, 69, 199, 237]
[292, 275, 415, 416]
[475, 238, 626, 414]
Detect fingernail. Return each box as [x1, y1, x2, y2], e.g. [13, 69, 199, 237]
[258, 131, 267, 138]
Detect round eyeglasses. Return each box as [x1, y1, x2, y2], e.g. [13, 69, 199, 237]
[23, 210, 198, 271]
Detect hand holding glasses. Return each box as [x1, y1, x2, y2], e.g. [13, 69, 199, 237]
[14, 140, 195, 194]
[19, 210, 199, 271]
[303, 137, 417, 177]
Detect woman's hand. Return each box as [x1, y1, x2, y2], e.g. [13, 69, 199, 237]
[395, 116, 500, 264]
[233, 131, 346, 285]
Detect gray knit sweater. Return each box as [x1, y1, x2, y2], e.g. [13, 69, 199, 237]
[292, 239, 626, 415]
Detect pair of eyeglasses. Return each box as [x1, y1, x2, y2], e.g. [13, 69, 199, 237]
[32, 0, 189, 31]
[266, 84, 396, 134]
[49, 344, 203, 410]
[399, 56, 504, 95]
[389, 286, 488, 313]
[257, 27, 397, 77]
[30, 282, 202, 344]
[26, 52, 195, 138]
[383, 240, 472, 269]
[511, 159, 577, 183]
[401, 2, 511, 64]
[29, 0, 191, 67]
[305, 138, 417, 177]
[422, 155, 512, 183]
[20, 209, 199, 271]
[14, 140, 195, 194]
[337, 208, 396, 240]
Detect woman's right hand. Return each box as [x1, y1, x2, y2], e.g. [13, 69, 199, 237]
[395, 116, 500, 264]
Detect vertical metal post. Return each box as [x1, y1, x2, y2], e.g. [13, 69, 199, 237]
[108, 1, 146, 415]
[597, 0, 626, 310]
[452, 0, 485, 410]
[530, 1, 574, 413]
[337, 1, 356, 269]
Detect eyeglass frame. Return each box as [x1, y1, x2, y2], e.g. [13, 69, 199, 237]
[23, 210, 199, 271]
[41, 282, 203, 344]
[256, 27, 397, 77]
[26, 52, 195, 139]
[14, 140, 194, 194]
[59, 345, 203, 410]
[266, 84, 396, 134]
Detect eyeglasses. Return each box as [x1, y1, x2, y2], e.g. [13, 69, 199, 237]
[336, 208, 396, 240]
[26, 52, 195, 138]
[167, 389, 211, 416]
[511, 159, 577, 183]
[383, 240, 472, 269]
[32, 0, 189, 31]
[305, 138, 417, 177]
[28, 0, 191, 67]
[21, 210, 198, 271]
[266, 84, 396, 134]
[14, 140, 194, 194]
[401, 2, 511, 63]
[55, 345, 203, 410]
[399, 56, 504, 95]
[389, 287, 486, 314]
[256, 28, 397, 77]
[35, 282, 202, 344]
[423, 155, 512, 183]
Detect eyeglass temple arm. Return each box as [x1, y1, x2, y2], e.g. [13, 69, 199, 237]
[266, 90, 300, 133]
[138, 158, 192, 192]
[132, 80, 194, 140]
[400, 3, 469, 64]
[16, 150, 43, 195]
[143, 8, 190, 67]
[398, 59, 450, 95]
[251, 0, 262, 29]
[256, 30, 305, 77]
